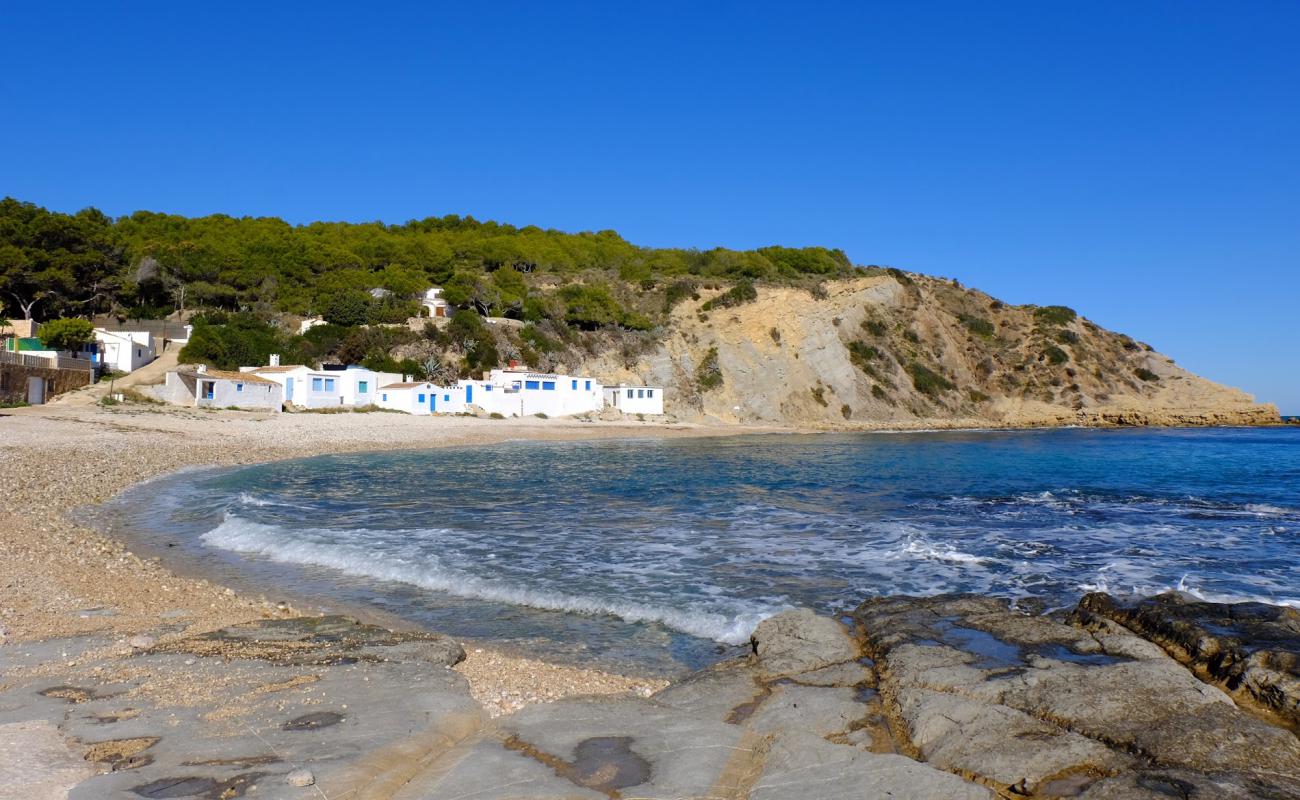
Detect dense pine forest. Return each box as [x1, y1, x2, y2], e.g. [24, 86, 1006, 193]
[0, 197, 859, 377]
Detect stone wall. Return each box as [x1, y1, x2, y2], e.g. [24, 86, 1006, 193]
[0, 363, 93, 403]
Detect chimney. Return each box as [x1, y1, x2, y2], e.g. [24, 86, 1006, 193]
[403, 374, 411, 382]
[508, 359, 520, 369]
[196, 364, 207, 374]
[269, 353, 281, 367]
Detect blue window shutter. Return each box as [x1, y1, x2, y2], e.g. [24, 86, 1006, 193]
[585, 380, 591, 390]
[542, 381, 555, 390]
[418, 394, 425, 402]
[382, 394, 387, 401]
[236, 383, 243, 392]
[525, 380, 540, 390]
[572, 380, 577, 390]
[627, 389, 633, 398]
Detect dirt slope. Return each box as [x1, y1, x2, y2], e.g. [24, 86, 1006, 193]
[580, 272, 1277, 428]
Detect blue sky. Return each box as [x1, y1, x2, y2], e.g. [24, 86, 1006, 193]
[3, 2, 1297, 411]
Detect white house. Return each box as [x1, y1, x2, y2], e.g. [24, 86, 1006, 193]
[458, 368, 603, 418]
[158, 365, 283, 411]
[422, 287, 449, 318]
[299, 317, 327, 335]
[604, 384, 665, 415]
[94, 329, 156, 374]
[242, 360, 400, 408]
[376, 382, 466, 415]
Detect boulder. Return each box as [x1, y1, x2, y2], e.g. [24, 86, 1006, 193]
[750, 609, 859, 677]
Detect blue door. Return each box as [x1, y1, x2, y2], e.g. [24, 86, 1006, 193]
[430, 393, 436, 412]
[466, 384, 473, 404]
[285, 377, 294, 401]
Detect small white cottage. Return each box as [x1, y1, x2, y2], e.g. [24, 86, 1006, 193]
[603, 384, 665, 415]
[377, 382, 466, 415]
[422, 287, 449, 318]
[159, 365, 283, 411]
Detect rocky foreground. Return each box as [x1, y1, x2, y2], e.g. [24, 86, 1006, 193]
[1, 592, 1296, 799]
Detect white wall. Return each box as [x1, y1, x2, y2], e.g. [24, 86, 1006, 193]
[95, 330, 156, 373]
[604, 385, 665, 415]
[459, 370, 603, 418]
[160, 372, 282, 411]
[377, 383, 466, 415]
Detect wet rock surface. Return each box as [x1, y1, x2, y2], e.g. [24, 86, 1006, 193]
[2, 602, 1297, 798]
[1074, 591, 1300, 729]
[855, 595, 1300, 798]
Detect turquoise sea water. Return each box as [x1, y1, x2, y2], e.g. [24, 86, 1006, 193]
[94, 427, 1300, 674]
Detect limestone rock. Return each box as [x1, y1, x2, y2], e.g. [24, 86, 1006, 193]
[285, 767, 315, 786]
[750, 608, 859, 677]
[1074, 591, 1300, 727]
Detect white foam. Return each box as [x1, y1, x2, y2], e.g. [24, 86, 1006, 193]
[201, 514, 777, 644]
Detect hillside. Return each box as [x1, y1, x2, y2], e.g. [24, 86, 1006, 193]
[1, 198, 1277, 427]
[577, 272, 1278, 428]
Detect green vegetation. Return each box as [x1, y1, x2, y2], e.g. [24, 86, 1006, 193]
[696, 346, 723, 392]
[959, 314, 995, 339]
[861, 317, 888, 337]
[700, 280, 758, 312]
[840, 404, 852, 419]
[38, 317, 94, 350]
[810, 386, 829, 407]
[871, 385, 888, 400]
[769, 327, 781, 344]
[1043, 345, 1069, 365]
[1135, 367, 1160, 382]
[0, 197, 852, 323]
[1033, 305, 1077, 326]
[846, 341, 881, 372]
[905, 362, 954, 397]
[968, 389, 990, 403]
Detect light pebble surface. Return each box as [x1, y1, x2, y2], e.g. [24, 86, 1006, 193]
[0, 398, 770, 711]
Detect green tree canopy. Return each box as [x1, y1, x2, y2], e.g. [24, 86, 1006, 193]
[38, 317, 96, 350]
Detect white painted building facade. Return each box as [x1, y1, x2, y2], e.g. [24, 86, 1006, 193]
[603, 385, 665, 415]
[376, 382, 467, 415]
[242, 362, 401, 408]
[457, 368, 603, 418]
[94, 329, 156, 373]
[159, 366, 283, 411]
[422, 287, 450, 318]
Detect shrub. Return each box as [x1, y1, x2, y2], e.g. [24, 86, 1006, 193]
[840, 404, 852, 419]
[38, 318, 95, 351]
[769, 327, 781, 344]
[871, 385, 887, 400]
[99, 396, 119, 406]
[1135, 368, 1160, 382]
[700, 280, 758, 312]
[489, 412, 505, 419]
[1043, 345, 1069, 365]
[861, 318, 888, 337]
[959, 314, 995, 339]
[664, 280, 698, 311]
[558, 284, 624, 329]
[1054, 329, 1079, 345]
[886, 267, 914, 286]
[1033, 305, 1077, 326]
[320, 290, 372, 327]
[696, 346, 723, 392]
[810, 386, 829, 407]
[534, 412, 549, 419]
[968, 389, 990, 403]
[847, 341, 880, 372]
[906, 362, 954, 396]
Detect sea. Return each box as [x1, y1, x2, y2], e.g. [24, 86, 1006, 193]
[88, 427, 1300, 676]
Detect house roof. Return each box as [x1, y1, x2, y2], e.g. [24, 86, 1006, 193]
[251, 365, 309, 373]
[177, 366, 277, 385]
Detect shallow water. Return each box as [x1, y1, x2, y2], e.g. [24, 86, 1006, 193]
[91, 427, 1300, 675]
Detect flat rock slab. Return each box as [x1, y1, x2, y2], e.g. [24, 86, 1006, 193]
[854, 594, 1300, 799]
[749, 608, 860, 677]
[0, 720, 100, 800]
[1075, 591, 1300, 728]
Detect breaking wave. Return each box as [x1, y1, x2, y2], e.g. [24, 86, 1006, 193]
[202, 514, 776, 645]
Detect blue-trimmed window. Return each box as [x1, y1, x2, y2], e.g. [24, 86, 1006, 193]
[627, 389, 634, 398]
[443, 394, 450, 401]
[637, 389, 645, 398]
[571, 379, 577, 390]
[484, 384, 492, 391]
[312, 377, 323, 391]
[358, 381, 368, 393]
[236, 382, 244, 393]
[525, 380, 540, 390]
[585, 380, 591, 390]
[324, 378, 335, 392]
[647, 389, 654, 398]
[418, 393, 425, 402]
[381, 393, 388, 401]
[542, 381, 556, 391]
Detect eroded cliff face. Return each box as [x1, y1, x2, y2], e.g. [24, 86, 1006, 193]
[581, 272, 1278, 427]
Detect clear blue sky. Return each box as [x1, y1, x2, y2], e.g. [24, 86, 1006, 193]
[3, 2, 1297, 412]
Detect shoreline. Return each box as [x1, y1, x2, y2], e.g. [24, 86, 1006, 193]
[1, 401, 1290, 713]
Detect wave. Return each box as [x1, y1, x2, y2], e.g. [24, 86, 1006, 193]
[898, 538, 995, 566]
[200, 514, 776, 645]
